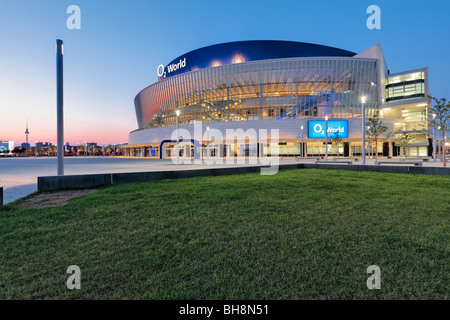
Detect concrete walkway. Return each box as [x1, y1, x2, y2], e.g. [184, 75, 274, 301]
[1, 156, 448, 204]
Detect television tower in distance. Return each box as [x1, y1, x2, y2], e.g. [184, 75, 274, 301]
[21, 118, 31, 150]
[25, 118, 30, 145]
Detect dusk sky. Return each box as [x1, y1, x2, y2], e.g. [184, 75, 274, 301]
[1, 0, 449, 146]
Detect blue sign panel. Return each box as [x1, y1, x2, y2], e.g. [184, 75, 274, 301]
[0, 143, 8, 152]
[308, 120, 349, 139]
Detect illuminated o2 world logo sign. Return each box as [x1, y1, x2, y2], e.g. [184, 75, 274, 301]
[308, 120, 349, 139]
[157, 64, 165, 78]
[157, 58, 187, 79]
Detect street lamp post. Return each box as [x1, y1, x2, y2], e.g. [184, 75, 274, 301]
[300, 125, 304, 158]
[56, 39, 64, 176]
[432, 114, 437, 161]
[361, 96, 366, 165]
[176, 110, 180, 165]
[206, 126, 210, 161]
[325, 116, 328, 160]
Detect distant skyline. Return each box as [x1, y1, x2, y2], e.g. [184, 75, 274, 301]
[1, 0, 449, 146]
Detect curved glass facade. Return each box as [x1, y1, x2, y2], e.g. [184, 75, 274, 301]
[135, 57, 378, 130]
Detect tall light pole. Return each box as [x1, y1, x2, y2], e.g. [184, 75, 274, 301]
[438, 126, 441, 160]
[56, 39, 64, 175]
[300, 125, 304, 158]
[361, 96, 366, 165]
[206, 126, 210, 161]
[432, 113, 437, 161]
[325, 116, 328, 160]
[176, 110, 180, 165]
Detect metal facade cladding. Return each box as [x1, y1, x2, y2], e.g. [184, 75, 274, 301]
[160, 40, 356, 79]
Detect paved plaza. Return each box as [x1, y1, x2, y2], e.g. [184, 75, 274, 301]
[0, 156, 448, 204]
[0, 156, 278, 204]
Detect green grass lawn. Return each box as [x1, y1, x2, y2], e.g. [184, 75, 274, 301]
[1, 169, 449, 300]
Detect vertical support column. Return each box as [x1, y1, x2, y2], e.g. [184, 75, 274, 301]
[260, 82, 264, 120]
[361, 98, 366, 165]
[56, 39, 64, 176]
[295, 80, 299, 118]
[226, 83, 230, 122]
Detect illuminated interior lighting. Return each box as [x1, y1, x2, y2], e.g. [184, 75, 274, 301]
[211, 60, 221, 67]
[232, 54, 245, 64]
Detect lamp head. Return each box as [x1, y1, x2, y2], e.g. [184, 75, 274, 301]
[361, 96, 366, 104]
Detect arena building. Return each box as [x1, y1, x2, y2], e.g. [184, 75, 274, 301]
[123, 40, 430, 159]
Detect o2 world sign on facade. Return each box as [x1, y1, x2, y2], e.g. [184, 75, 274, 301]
[308, 120, 349, 139]
[157, 58, 187, 79]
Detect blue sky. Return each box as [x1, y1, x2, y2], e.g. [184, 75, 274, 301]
[0, 0, 449, 144]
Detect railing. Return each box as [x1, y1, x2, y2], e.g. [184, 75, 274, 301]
[277, 91, 332, 120]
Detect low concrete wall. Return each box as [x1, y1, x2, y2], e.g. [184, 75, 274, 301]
[37, 163, 449, 192]
[38, 174, 111, 192]
[408, 166, 450, 175]
[303, 163, 410, 174]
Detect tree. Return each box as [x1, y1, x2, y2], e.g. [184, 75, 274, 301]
[48, 145, 56, 156]
[396, 132, 414, 159]
[428, 96, 450, 167]
[105, 145, 114, 156]
[78, 145, 85, 156]
[366, 111, 388, 162]
[12, 147, 25, 156]
[330, 132, 344, 158]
